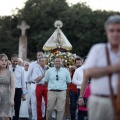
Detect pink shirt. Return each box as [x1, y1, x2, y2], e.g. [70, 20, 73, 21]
[78, 84, 91, 111]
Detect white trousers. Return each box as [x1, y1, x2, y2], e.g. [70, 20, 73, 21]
[31, 83, 37, 120]
[30, 83, 45, 120]
[27, 83, 31, 108]
[88, 95, 114, 120]
[19, 99, 29, 118]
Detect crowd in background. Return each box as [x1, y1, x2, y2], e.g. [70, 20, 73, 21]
[0, 51, 89, 120]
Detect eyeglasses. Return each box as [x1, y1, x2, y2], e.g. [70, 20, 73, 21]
[56, 75, 59, 81]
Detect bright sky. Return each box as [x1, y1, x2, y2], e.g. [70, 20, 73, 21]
[0, 0, 120, 16]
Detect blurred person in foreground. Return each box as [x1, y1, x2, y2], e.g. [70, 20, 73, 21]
[85, 15, 120, 120]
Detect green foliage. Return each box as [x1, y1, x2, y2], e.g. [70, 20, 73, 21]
[0, 0, 119, 60]
[44, 51, 76, 67]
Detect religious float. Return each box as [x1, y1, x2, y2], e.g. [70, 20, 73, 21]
[43, 20, 78, 68]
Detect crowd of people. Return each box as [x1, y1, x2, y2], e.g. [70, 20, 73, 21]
[0, 14, 120, 120]
[0, 51, 87, 120]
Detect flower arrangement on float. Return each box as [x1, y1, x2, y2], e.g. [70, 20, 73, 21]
[44, 51, 77, 68]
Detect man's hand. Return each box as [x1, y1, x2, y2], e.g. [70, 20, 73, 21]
[43, 71, 46, 77]
[71, 65, 77, 70]
[78, 98, 84, 106]
[21, 94, 26, 101]
[112, 61, 120, 72]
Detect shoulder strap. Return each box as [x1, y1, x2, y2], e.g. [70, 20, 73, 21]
[106, 45, 120, 120]
[116, 74, 120, 116]
[105, 45, 116, 111]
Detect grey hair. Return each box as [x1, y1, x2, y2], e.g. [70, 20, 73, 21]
[104, 15, 120, 31]
[24, 61, 30, 66]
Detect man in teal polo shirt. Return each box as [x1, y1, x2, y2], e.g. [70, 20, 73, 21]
[45, 56, 71, 120]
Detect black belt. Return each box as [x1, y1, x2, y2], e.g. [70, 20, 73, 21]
[15, 88, 22, 89]
[94, 94, 117, 98]
[49, 89, 64, 92]
[31, 82, 35, 84]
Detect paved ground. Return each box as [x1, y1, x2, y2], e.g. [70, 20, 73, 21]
[19, 107, 32, 120]
[19, 107, 71, 120]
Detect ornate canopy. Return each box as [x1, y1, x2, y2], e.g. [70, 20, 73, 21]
[43, 20, 72, 51]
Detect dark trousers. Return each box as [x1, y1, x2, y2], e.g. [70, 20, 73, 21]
[13, 88, 22, 120]
[70, 89, 80, 120]
[78, 110, 88, 120]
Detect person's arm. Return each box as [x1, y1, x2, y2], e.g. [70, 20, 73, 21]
[85, 62, 120, 79]
[45, 82, 48, 86]
[78, 72, 89, 106]
[84, 44, 120, 79]
[10, 72, 15, 107]
[21, 69, 27, 101]
[34, 69, 45, 83]
[67, 70, 71, 83]
[72, 70, 81, 85]
[66, 70, 71, 87]
[80, 72, 88, 97]
[69, 67, 72, 76]
[44, 70, 50, 86]
[35, 75, 44, 83]
[26, 63, 33, 82]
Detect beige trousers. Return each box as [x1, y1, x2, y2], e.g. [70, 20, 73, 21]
[46, 90, 66, 120]
[88, 95, 114, 120]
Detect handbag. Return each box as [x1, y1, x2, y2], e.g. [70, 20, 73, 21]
[106, 45, 120, 120]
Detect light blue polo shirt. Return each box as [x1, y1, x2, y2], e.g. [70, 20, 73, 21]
[45, 67, 71, 90]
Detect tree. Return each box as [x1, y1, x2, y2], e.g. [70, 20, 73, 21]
[0, 0, 119, 59]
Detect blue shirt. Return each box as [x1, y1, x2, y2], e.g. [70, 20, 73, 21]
[45, 67, 71, 90]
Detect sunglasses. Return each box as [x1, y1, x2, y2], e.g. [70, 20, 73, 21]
[56, 75, 59, 81]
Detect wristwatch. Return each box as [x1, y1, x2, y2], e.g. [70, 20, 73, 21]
[78, 97, 83, 100]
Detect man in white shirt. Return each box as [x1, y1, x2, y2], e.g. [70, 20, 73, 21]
[19, 62, 30, 119]
[84, 15, 120, 120]
[27, 51, 45, 120]
[32, 57, 47, 120]
[18, 58, 24, 67]
[72, 65, 84, 89]
[70, 58, 84, 120]
[24, 62, 31, 107]
[9, 54, 26, 120]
